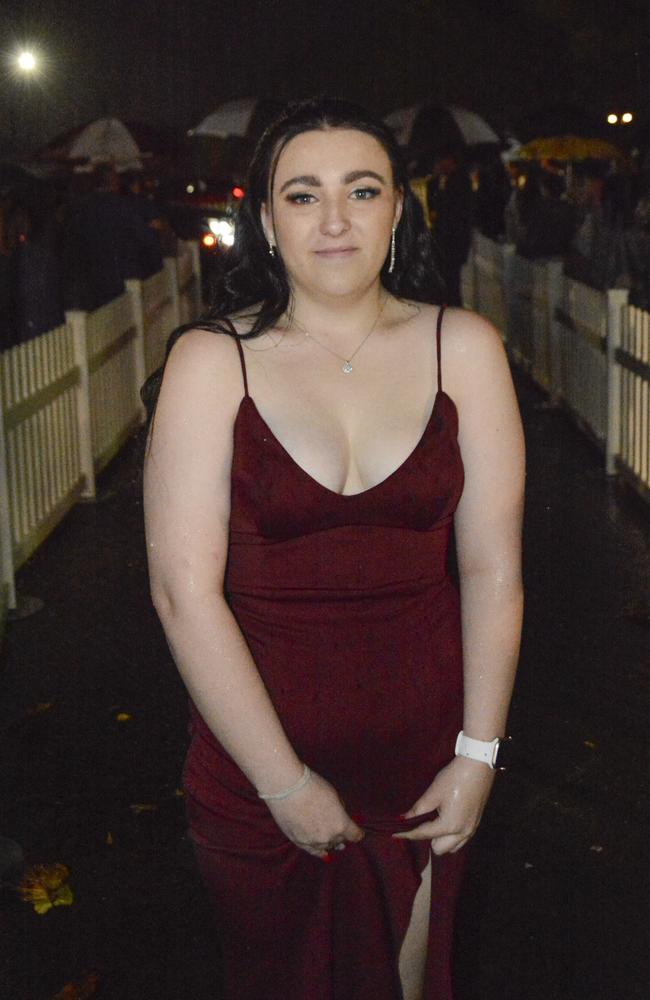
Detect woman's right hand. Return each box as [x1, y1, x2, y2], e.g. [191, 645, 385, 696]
[264, 769, 365, 860]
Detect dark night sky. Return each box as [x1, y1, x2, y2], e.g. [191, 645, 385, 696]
[2, 0, 650, 157]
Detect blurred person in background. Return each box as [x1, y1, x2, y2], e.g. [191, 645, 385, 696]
[427, 149, 474, 306]
[472, 152, 511, 240]
[64, 163, 163, 311]
[516, 171, 576, 259]
[13, 179, 66, 342]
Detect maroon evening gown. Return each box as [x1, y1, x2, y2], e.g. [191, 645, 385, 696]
[182, 306, 469, 999]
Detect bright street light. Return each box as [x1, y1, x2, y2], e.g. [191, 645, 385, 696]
[621, 112, 634, 124]
[607, 113, 618, 124]
[16, 50, 37, 73]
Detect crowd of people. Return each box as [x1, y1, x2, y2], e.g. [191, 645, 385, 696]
[0, 165, 174, 351]
[421, 149, 650, 311]
[3, 147, 650, 354]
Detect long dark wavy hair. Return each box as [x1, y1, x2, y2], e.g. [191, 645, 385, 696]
[140, 96, 443, 440]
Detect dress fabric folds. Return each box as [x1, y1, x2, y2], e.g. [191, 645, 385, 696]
[182, 306, 469, 999]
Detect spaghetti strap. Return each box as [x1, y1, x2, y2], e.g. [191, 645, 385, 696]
[436, 305, 446, 394]
[233, 336, 249, 397]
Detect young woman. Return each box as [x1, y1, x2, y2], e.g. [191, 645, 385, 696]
[142, 98, 525, 1000]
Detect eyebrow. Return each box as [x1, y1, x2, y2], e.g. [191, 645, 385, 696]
[279, 169, 387, 194]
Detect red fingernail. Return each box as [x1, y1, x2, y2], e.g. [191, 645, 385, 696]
[322, 853, 333, 864]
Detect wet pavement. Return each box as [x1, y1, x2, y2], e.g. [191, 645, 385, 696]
[1, 366, 649, 1000]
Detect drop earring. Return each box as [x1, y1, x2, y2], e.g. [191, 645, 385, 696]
[388, 226, 396, 273]
[268, 242, 276, 257]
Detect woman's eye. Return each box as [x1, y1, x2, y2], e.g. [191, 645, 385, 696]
[286, 193, 314, 204]
[351, 187, 381, 200]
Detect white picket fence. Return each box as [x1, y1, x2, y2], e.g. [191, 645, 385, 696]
[0, 240, 201, 622]
[462, 232, 649, 506]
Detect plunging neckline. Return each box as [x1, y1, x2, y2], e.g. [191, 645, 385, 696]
[238, 389, 455, 499]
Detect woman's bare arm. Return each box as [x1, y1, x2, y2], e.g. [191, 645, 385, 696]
[143, 329, 305, 794]
[394, 308, 524, 853]
[145, 327, 364, 856]
[450, 309, 525, 741]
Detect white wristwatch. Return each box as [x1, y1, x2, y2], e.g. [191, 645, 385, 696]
[454, 730, 511, 770]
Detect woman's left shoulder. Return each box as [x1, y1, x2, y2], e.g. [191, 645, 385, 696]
[438, 306, 504, 350]
[438, 307, 508, 376]
[404, 302, 505, 366]
[436, 307, 513, 407]
[399, 301, 503, 347]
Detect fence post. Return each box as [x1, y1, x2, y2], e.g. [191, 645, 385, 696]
[164, 257, 181, 329]
[0, 366, 16, 609]
[545, 260, 564, 405]
[66, 310, 96, 499]
[606, 288, 629, 476]
[126, 279, 147, 422]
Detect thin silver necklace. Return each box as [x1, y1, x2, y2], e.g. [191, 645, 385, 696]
[287, 294, 388, 374]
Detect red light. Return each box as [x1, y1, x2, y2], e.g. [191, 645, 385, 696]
[232, 186, 245, 199]
[202, 233, 217, 248]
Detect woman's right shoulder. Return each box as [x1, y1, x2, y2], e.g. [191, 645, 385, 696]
[159, 324, 246, 419]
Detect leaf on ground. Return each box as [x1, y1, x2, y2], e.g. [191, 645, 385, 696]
[590, 844, 604, 853]
[106, 832, 114, 845]
[18, 863, 74, 914]
[173, 788, 185, 798]
[52, 971, 99, 999]
[130, 803, 158, 814]
[115, 712, 132, 722]
[584, 740, 597, 749]
[27, 702, 54, 715]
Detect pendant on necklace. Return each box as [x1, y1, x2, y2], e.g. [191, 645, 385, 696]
[342, 361, 353, 374]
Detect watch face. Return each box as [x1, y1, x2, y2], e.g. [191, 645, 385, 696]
[494, 736, 514, 770]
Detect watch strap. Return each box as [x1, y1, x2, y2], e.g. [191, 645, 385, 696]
[455, 731, 509, 770]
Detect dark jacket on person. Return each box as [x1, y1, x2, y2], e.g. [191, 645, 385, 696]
[517, 194, 576, 259]
[64, 190, 163, 311]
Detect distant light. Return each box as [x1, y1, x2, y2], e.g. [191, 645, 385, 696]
[622, 112, 634, 124]
[517, 174, 526, 189]
[202, 233, 217, 248]
[607, 113, 618, 124]
[207, 217, 235, 246]
[186, 184, 195, 194]
[17, 50, 37, 72]
[232, 186, 245, 199]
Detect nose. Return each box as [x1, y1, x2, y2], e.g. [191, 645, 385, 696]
[318, 195, 351, 237]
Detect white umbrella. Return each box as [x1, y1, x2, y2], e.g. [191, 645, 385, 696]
[447, 106, 499, 145]
[189, 98, 258, 139]
[383, 106, 420, 146]
[67, 118, 143, 172]
[385, 104, 499, 147]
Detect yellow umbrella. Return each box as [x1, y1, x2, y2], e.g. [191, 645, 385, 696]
[518, 134, 626, 162]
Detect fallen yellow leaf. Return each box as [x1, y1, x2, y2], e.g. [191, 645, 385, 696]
[129, 803, 158, 814]
[18, 863, 74, 914]
[106, 832, 113, 845]
[115, 712, 132, 722]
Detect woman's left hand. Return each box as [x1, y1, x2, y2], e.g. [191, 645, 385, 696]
[392, 756, 497, 855]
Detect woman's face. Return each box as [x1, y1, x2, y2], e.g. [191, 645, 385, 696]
[261, 128, 403, 300]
